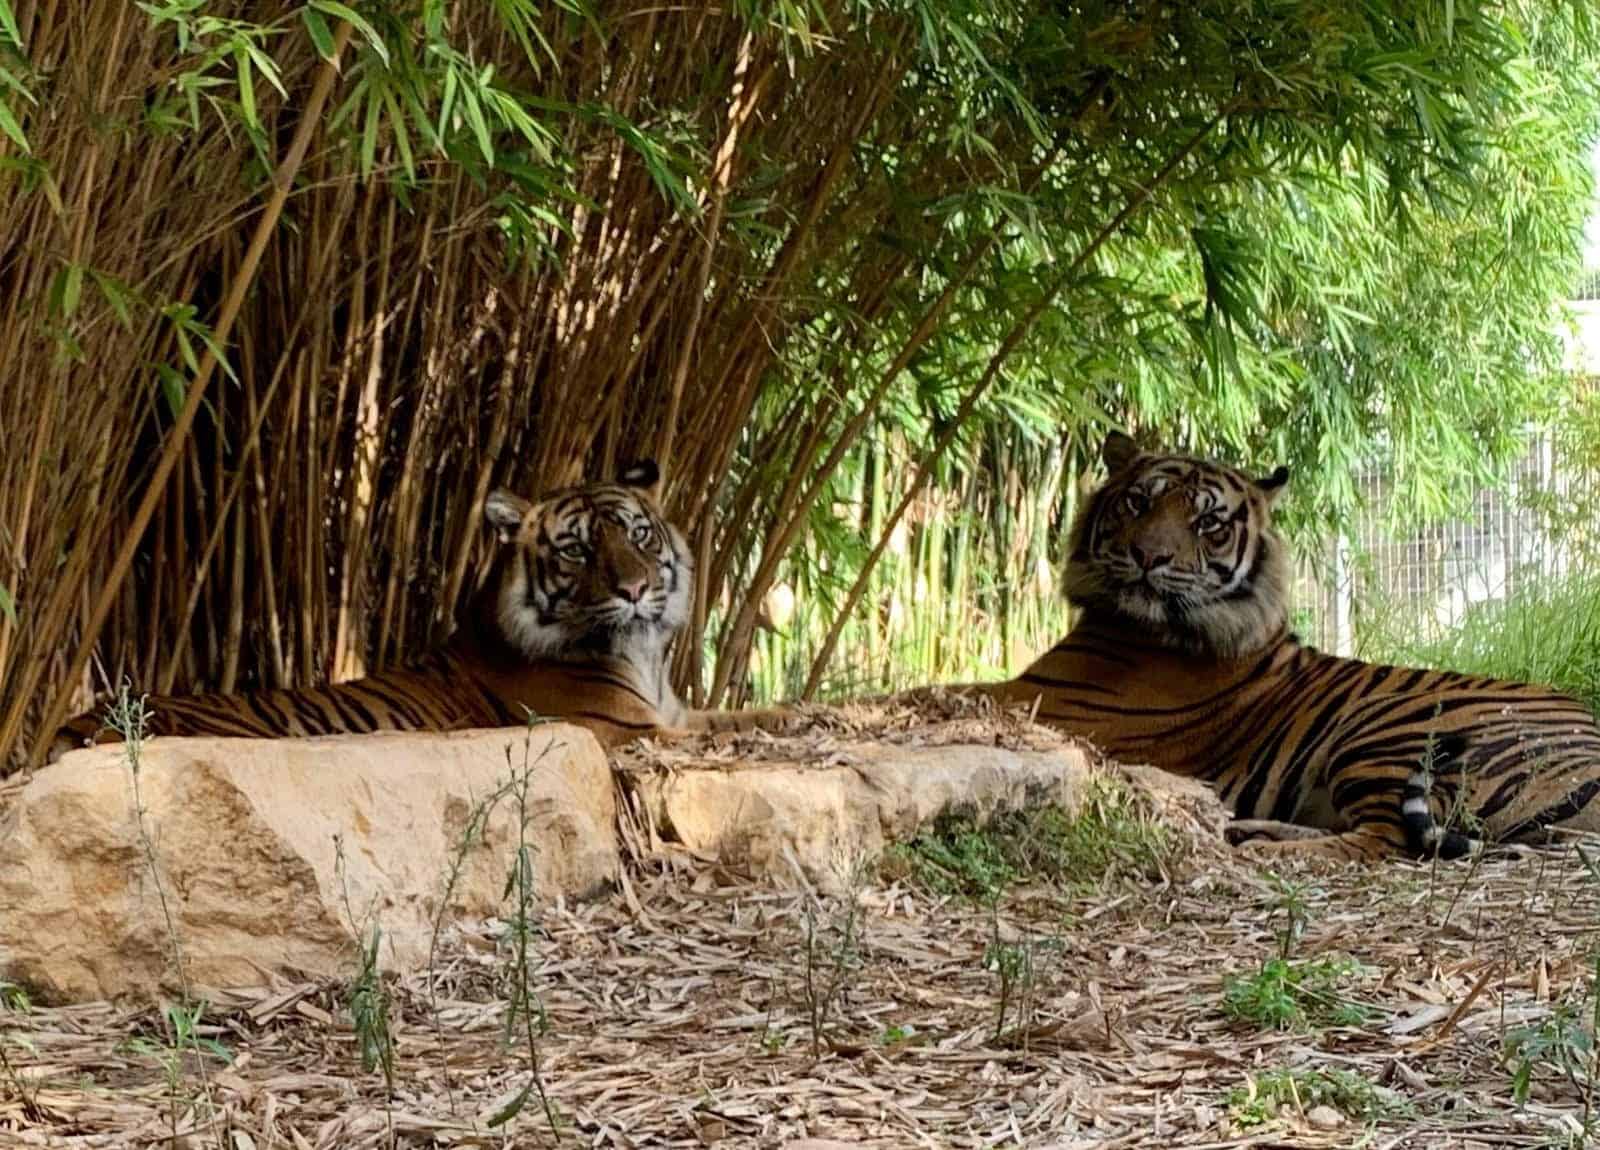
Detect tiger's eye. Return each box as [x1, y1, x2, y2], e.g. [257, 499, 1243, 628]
[1124, 492, 1149, 515]
[558, 543, 586, 561]
[629, 522, 653, 545]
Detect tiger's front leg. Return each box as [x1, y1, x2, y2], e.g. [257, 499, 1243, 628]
[1225, 818, 1334, 845]
[1238, 756, 1477, 862]
[679, 705, 803, 737]
[1237, 826, 1411, 863]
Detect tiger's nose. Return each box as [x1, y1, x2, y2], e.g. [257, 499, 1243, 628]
[1129, 544, 1171, 572]
[616, 576, 648, 603]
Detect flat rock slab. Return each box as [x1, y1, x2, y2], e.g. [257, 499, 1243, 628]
[624, 743, 1099, 885]
[617, 697, 1228, 887]
[0, 695, 1227, 1005]
[0, 724, 613, 1003]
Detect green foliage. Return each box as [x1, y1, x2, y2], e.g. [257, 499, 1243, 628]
[1504, 951, 1600, 1118]
[347, 923, 394, 1084]
[1507, 1003, 1595, 1106]
[732, 0, 1600, 700]
[801, 858, 869, 1058]
[1227, 1066, 1412, 1128]
[885, 782, 1174, 900]
[5, 0, 1600, 760]
[122, 1000, 232, 1122]
[0, 980, 29, 1013]
[488, 726, 561, 1137]
[984, 902, 1038, 1044]
[1222, 956, 1372, 1032]
[1356, 570, 1600, 715]
[333, 834, 396, 1089]
[1264, 873, 1316, 963]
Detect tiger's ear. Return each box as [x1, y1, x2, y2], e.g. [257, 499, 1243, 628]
[484, 489, 532, 543]
[1102, 431, 1142, 474]
[1255, 465, 1290, 506]
[617, 459, 661, 493]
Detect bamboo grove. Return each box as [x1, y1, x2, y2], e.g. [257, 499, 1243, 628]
[0, 0, 1595, 769]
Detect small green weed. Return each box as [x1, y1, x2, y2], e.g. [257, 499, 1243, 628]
[885, 781, 1173, 899]
[0, 1029, 40, 1123]
[802, 856, 869, 1057]
[1507, 1003, 1594, 1104]
[105, 682, 225, 1137]
[0, 981, 31, 1013]
[1227, 1066, 1411, 1127]
[1263, 872, 1315, 961]
[1223, 956, 1371, 1031]
[333, 835, 395, 1090]
[485, 724, 563, 1138]
[1502, 948, 1600, 1146]
[123, 1001, 232, 1132]
[985, 904, 1037, 1043]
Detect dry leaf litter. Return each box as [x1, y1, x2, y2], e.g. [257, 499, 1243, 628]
[2, 696, 1597, 1148]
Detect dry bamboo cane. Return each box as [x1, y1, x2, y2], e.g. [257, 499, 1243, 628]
[5, 22, 355, 769]
[703, 121, 1076, 706]
[656, 33, 762, 485]
[704, 226, 1008, 706]
[800, 99, 1241, 700]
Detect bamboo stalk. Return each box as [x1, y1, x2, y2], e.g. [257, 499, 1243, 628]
[5, 21, 355, 768]
[800, 100, 1239, 699]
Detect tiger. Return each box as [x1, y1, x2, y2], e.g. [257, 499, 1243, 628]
[969, 431, 1600, 862]
[49, 461, 772, 761]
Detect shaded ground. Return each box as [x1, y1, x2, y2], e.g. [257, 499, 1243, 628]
[5, 831, 1600, 1148]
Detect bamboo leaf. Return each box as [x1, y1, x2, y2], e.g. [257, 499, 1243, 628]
[91, 271, 136, 330]
[301, 6, 336, 60]
[310, 0, 387, 66]
[459, 82, 493, 165]
[47, 263, 82, 320]
[0, 0, 20, 48]
[487, 1081, 532, 1127]
[154, 364, 188, 418]
[244, 40, 287, 100]
[0, 95, 27, 152]
[0, 581, 15, 627]
[360, 84, 380, 178]
[234, 43, 257, 129]
[0, 61, 33, 102]
[62, 263, 82, 319]
[382, 85, 414, 180]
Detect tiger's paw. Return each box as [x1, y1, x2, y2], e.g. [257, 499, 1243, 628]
[1225, 818, 1331, 847]
[1233, 826, 1397, 865]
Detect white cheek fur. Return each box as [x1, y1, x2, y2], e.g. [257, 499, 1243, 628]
[492, 522, 697, 662]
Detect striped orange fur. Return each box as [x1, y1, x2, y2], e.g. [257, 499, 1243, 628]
[980, 432, 1600, 862]
[50, 461, 761, 759]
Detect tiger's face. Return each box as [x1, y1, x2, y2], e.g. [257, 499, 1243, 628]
[1064, 432, 1290, 658]
[482, 461, 692, 661]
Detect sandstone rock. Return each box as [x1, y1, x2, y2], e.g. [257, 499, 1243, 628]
[621, 739, 1223, 887]
[0, 724, 614, 1003]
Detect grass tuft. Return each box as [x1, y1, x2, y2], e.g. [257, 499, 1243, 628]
[1222, 956, 1372, 1032]
[1356, 570, 1600, 715]
[882, 779, 1174, 900]
[1227, 1066, 1412, 1127]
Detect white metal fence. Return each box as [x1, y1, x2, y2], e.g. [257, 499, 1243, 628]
[1291, 429, 1587, 655]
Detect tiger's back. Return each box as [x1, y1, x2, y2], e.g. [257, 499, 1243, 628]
[52, 647, 675, 755]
